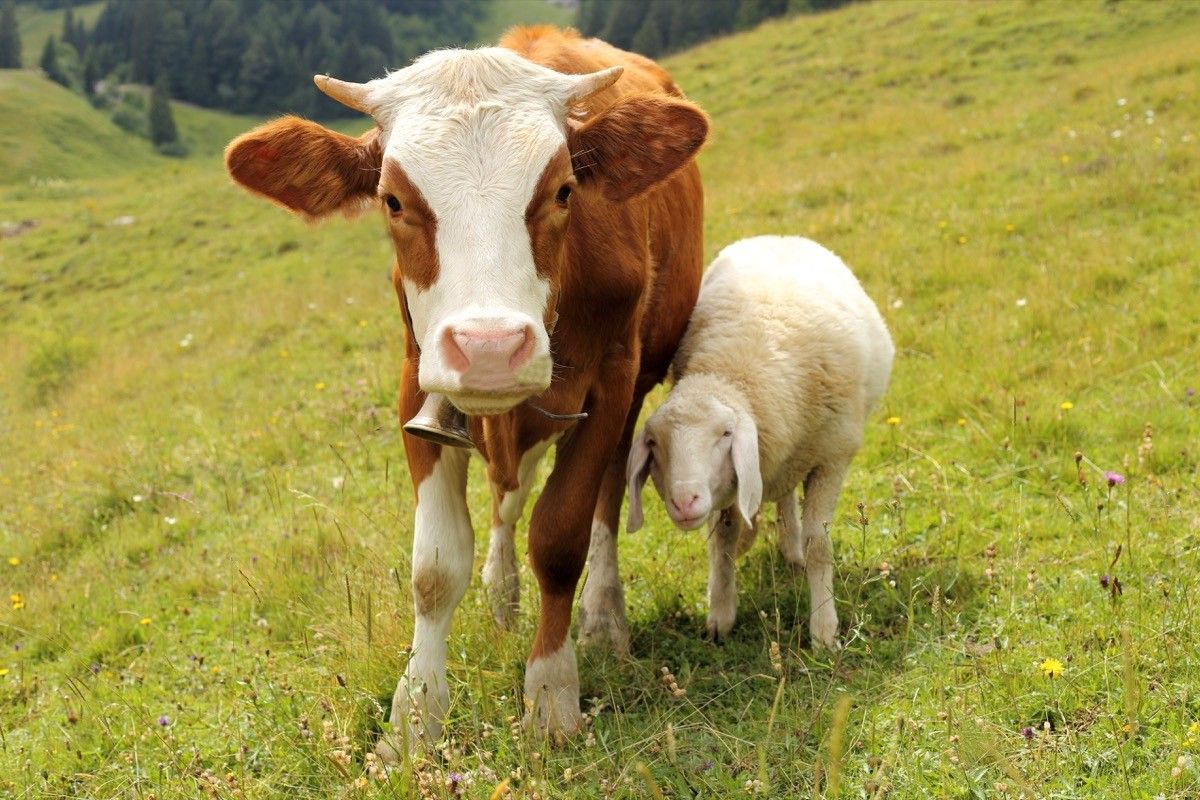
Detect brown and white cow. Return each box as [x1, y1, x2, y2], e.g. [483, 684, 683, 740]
[224, 26, 706, 756]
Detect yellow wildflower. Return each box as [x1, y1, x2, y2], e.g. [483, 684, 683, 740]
[10, 593, 24, 610]
[314, 381, 326, 391]
[7, 556, 18, 566]
[358, 320, 368, 328]
[139, 617, 153, 626]
[957, 418, 967, 427]
[1005, 223, 1015, 233]
[1060, 401, 1074, 411]
[1060, 154, 1071, 165]
[937, 220, 948, 229]
[0, 668, 8, 677]
[958, 234, 969, 244]
[886, 416, 901, 426]
[1039, 658, 1064, 679]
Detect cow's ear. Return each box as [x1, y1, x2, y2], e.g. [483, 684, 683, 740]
[569, 94, 708, 202]
[225, 116, 382, 220]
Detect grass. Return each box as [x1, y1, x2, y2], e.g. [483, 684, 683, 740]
[2, 0, 1200, 796]
[13, 0, 104, 69]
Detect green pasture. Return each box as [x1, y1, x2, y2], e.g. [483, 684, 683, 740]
[2, 1, 1199, 796]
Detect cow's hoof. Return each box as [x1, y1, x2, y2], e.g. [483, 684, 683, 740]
[577, 586, 630, 656]
[523, 642, 583, 740]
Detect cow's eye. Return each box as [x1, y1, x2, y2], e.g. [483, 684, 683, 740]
[384, 195, 402, 214]
[554, 183, 572, 207]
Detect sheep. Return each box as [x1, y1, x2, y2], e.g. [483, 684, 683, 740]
[625, 235, 894, 649]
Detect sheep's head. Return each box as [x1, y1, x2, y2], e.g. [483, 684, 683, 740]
[626, 389, 762, 532]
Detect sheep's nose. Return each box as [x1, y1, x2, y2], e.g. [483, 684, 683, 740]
[671, 494, 700, 515]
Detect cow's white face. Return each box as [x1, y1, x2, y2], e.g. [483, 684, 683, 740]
[358, 50, 619, 416]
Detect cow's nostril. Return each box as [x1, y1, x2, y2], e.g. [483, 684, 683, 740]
[507, 325, 535, 370]
[441, 327, 471, 373]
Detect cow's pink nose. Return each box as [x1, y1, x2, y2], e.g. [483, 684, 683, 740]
[441, 324, 535, 378]
[671, 494, 701, 516]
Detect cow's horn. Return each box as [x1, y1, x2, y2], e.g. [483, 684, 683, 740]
[565, 66, 623, 105]
[314, 74, 375, 115]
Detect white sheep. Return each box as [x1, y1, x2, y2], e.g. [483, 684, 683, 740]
[625, 235, 894, 649]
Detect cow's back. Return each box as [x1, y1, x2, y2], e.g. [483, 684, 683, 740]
[500, 26, 704, 389]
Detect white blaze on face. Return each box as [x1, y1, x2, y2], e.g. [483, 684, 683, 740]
[360, 49, 616, 415]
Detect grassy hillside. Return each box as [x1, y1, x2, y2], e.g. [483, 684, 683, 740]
[474, 0, 576, 44]
[0, 71, 160, 183]
[14, 0, 104, 69]
[2, 1, 1200, 798]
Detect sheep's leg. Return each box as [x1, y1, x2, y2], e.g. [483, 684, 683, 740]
[802, 462, 848, 651]
[706, 508, 742, 640]
[777, 490, 806, 570]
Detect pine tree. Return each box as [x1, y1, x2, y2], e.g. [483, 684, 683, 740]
[148, 74, 179, 147]
[41, 35, 68, 85]
[63, 5, 77, 53]
[0, 0, 21, 69]
[82, 46, 98, 95]
[630, 14, 663, 57]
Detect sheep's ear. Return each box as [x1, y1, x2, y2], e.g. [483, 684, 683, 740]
[731, 413, 762, 527]
[625, 427, 653, 532]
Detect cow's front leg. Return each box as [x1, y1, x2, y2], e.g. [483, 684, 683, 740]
[482, 439, 554, 628]
[377, 445, 472, 761]
[525, 378, 633, 737]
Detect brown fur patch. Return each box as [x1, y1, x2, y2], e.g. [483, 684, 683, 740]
[413, 567, 452, 615]
[525, 147, 573, 281]
[224, 117, 381, 219]
[381, 160, 440, 290]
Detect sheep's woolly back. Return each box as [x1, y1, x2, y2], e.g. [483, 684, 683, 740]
[670, 236, 894, 501]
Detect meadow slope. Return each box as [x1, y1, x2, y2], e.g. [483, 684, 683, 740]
[2, 1, 1199, 797]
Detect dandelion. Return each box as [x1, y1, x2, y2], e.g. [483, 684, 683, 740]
[1060, 401, 1074, 411]
[1105, 471, 1125, 487]
[886, 416, 901, 426]
[1060, 154, 1071, 165]
[7, 556, 17, 567]
[314, 381, 326, 391]
[958, 234, 968, 244]
[1005, 223, 1015, 232]
[358, 320, 368, 328]
[957, 418, 967, 426]
[10, 593, 23, 610]
[0, 668, 8, 677]
[1039, 658, 1064, 679]
[938, 220, 948, 229]
[139, 617, 153, 626]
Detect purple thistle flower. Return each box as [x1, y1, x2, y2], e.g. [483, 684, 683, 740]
[1022, 726, 1034, 741]
[1105, 471, 1125, 487]
[90, 662, 100, 675]
[158, 715, 171, 727]
[1187, 387, 1196, 399]
[1099, 574, 1110, 589]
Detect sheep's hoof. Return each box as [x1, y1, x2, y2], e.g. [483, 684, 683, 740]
[809, 610, 840, 651]
[705, 610, 736, 642]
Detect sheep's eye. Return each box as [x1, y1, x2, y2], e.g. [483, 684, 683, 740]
[384, 195, 402, 214]
[554, 183, 572, 207]
[722, 430, 733, 438]
[645, 439, 656, 449]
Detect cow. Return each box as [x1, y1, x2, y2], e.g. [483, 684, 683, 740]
[224, 26, 707, 758]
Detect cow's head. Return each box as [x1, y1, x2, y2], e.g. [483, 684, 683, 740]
[226, 48, 707, 415]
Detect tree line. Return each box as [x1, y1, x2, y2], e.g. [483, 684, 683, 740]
[578, 0, 855, 57]
[1, 0, 859, 125]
